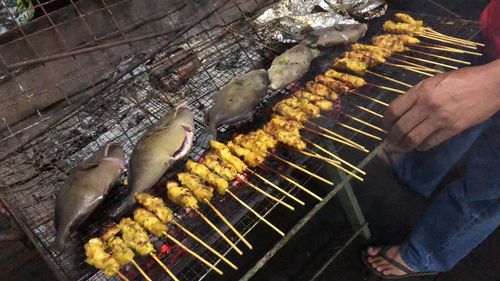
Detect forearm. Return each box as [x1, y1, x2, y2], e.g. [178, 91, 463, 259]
[483, 59, 500, 110]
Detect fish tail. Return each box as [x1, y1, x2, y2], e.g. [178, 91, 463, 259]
[109, 196, 135, 219]
[52, 225, 69, 253]
[196, 124, 217, 148]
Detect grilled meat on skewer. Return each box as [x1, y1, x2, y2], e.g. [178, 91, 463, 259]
[133, 208, 169, 237]
[177, 172, 214, 202]
[186, 160, 229, 195]
[119, 218, 155, 256]
[84, 238, 120, 276]
[166, 181, 199, 209]
[135, 193, 174, 224]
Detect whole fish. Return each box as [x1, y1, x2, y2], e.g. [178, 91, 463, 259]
[53, 143, 125, 252]
[197, 69, 269, 147]
[313, 24, 368, 47]
[111, 105, 195, 218]
[268, 42, 320, 90]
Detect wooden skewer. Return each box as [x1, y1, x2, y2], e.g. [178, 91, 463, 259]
[247, 169, 305, 206]
[115, 270, 130, 281]
[395, 53, 458, 70]
[163, 231, 224, 275]
[306, 121, 363, 147]
[149, 253, 179, 281]
[419, 31, 479, 47]
[383, 62, 435, 77]
[204, 199, 253, 250]
[268, 152, 334, 186]
[337, 122, 382, 141]
[352, 104, 383, 118]
[303, 126, 368, 152]
[343, 113, 388, 134]
[301, 149, 341, 165]
[263, 164, 323, 202]
[241, 179, 295, 211]
[388, 57, 443, 73]
[350, 91, 389, 107]
[171, 220, 238, 270]
[366, 70, 413, 88]
[130, 259, 152, 281]
[227, 190, 285, 236]
[418, 33, 478, 50]
[411, 44, 482, 56]
[408, 49, 471, 65]
[303, 138, 366, 175]
[194, 209, 244, 255]
[418, 42, 482, 55]
[319, 155, 364, 182]
[366, 83, 407, 94]
[423, 28, 484, 46]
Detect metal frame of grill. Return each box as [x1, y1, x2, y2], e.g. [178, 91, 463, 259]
[0, 0, 482, 280]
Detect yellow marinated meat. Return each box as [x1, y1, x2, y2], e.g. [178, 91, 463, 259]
[107, 236, 135, 266]
[343, 50, 385, 64]
[203, 153, 238, 182]
[133, 208, 169, 237]
[253, 130, 278, 149]
[166, 181, 199, 209]
[233, 134, 269, 155]
[332, 57, 368, 74]
[315, 99, 334, 110]
[186, 160, 229, 195]
[227, 141, 265, 167]
[383, 20, 424, 35]
[135, 193, 174, 224]
[84, 238, 120, 276]
[119, 218, 155, 256]
[177, 172, 214, 202]
[275, 131, 306, 151]
[351, 43, 392, 57]
[270, 115, 304, 132]
[210, 140, 247, 173]
[324, 69, 366, 88]
[102, 225, 120, 242]
[305, 81, 330, 97]
[313, 76, 349, 96]
[274, 103, 308, 122]
[297, 98, 321, 117]
[394, 13, 423, 27]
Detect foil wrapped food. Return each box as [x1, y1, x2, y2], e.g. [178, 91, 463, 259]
[255, 0, 386, 43]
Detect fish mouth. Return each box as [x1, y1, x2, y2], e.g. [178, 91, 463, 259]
[172, 125, 194, 160]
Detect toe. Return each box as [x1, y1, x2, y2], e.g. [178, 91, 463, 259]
[371, 259, 388, 269]
[367, 246, 382, 256]
[368, 256, 384, 264]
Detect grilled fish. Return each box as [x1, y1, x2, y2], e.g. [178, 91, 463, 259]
[314, 24, 368, 47]
[53, 143, 125, 252]
[110, 105, 195, 218]
[268, 42, 320, 91]
[197, 69, 269, 147]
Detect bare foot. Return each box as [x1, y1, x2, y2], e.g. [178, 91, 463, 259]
[367, 246, 412, 276]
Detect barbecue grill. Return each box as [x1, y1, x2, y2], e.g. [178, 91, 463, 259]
[0, 0, 482, 280]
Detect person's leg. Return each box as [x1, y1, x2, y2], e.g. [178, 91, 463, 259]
[393, 122, 487, 197]
[367, 114, 500, 276]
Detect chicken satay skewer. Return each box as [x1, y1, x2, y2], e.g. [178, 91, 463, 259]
[201, 153, 285, 236]
[325, 69, 406, 95]
[102, 225, 153, 281]
[84, 238, 130, 281]
[423, 27, 483, 46]
[167, 181, 244, 255]
[134, 193, 238, 270]
[183, 162, 253, 250]
[303, 138, 366, 176]
[417, 33, 478, 49]
[133, 208, 224, 275]
[210, 141, 296, 211]
[118, 218, 179, 281]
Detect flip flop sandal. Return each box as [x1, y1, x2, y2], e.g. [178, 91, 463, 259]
[361, 246, 438, 280]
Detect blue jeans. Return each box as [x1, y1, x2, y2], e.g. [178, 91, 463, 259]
[394, 113, 500, 272]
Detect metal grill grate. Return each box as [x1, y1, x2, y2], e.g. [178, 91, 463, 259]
[0, 2, 483, 281]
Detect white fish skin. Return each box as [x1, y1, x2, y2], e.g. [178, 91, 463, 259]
[268, 43, 320, 90]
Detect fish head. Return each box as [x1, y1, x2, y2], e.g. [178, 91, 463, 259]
[102, 143, 126, 171]
[173, 104, 195, 132]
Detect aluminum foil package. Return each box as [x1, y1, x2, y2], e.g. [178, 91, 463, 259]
[255, 0, 386, 44]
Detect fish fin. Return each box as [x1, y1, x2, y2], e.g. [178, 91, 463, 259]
[196, 124, 217, 148]
[109, 196, 135, 219]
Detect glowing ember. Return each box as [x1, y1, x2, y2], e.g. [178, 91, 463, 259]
[160, 244, 171, 254]
[236, 173, 248, 181]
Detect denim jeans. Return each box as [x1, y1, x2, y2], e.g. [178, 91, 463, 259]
[394, 113, 500, 272]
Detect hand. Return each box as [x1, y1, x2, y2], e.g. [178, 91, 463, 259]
[384, 59, 500, 152]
